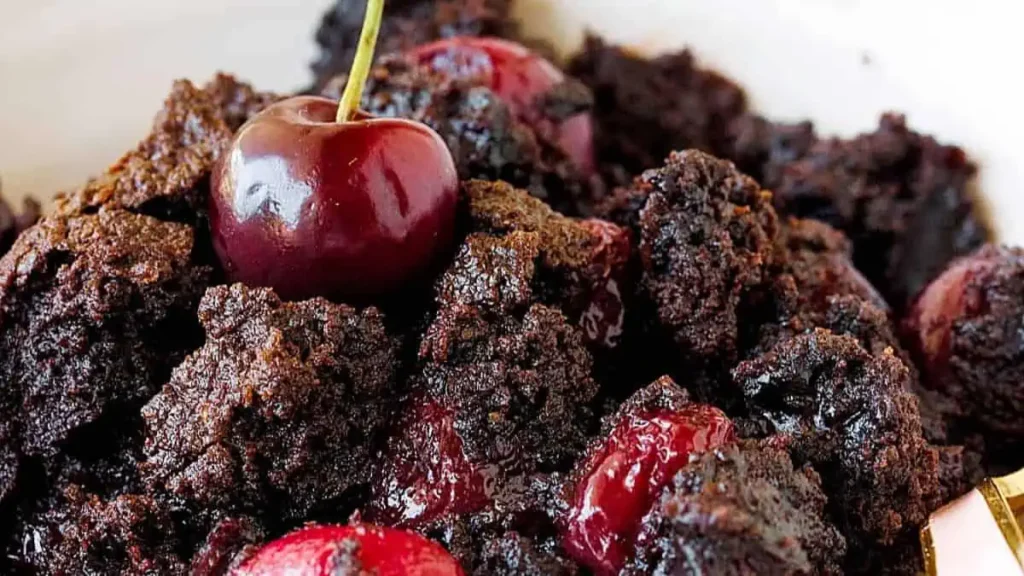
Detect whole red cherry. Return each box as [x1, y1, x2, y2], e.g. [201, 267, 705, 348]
[561, 404, 735, 574]
[410, 36, 594, 176]
[210, 0, 458, 301]
[231, 524, 464, 576]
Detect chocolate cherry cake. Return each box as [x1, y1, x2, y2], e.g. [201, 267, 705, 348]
[0, 1, 1013, 575]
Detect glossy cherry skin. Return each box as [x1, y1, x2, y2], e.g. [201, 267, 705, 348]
[561, 405, 735, 575]
[370, 400, 492, 528]
[210, 96, 459, 302]
[410, 36, 594, 176]
[232, 524, 464, 576]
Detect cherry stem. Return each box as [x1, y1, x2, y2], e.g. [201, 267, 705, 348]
[336, 0, 385, 123]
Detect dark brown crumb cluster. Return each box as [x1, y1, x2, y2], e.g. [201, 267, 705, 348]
[141, 283, 399, 521]
[463, 180, 631, 348]
[320, 56, 595, 216]
[0, 74, 280, 575]
[606, 150, 778, 398]
[419, 301, 597, 474]
[573, 38, 990, 310]
[18, 487, 186, 575]
[626, 440, 846, 575]
[733, 330, 943, 574]
[311, 0, 518, 91]
[568, 35, 748, 188]
[746, 217, 896, 359]
[53, 75, 278, 222]
[0, 210, 209, 458]
[475, 531, 580, 576]
[418, 204, 603, 474]
[733, 113, 987, 310]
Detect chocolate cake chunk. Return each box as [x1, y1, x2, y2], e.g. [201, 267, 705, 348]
[370, 395, 575, 570]
[626, 441, 845, 575]
[321, 57, 591, 216]
[53, 75, 275, 225]
[573, 36, 988, 311]
[476, 531, 581, 576]
[0, 192, 40, 257]
[463, 180, 630, 348]
[568, 36, 748, 187]
[53, 80, 233, 220]
[141, 283, 398, 521]
[767, 114, 988, 310]
[202, 73, 283, 132]
[0, 210, 209, 457]
[745, 218, 897, 360]
[420, 471, 574, 574]
[723, 114, 817, 189]
[905, 245, 1024, 471]
[628, 151, 778, 391]
[776, 218, 888, 313]
[734, 329, 942, 574]
[14, 487, 186, 575]
[312, 0, 517, 91]
[418, 302, 597, 474]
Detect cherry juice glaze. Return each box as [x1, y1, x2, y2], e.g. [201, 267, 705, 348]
[371, 401, 493, 528]
[210, 96, 458, 301]
[410, 37, 594, 175]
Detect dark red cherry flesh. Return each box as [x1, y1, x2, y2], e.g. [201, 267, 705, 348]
[370, 400, 492, 528]
[410, 36, 594, 175]
[232, 523, 464, 576]
[561, 405, 735, 575]
[210, 96, 458, 301]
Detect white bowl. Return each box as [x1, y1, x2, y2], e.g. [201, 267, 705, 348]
[1, 0, 1020, 243]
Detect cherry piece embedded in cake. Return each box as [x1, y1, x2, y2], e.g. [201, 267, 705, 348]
[210, 0, 458, 301]
[369, 399, 492, 528]
[232, 523, 464, 576]
[561, 377, 735, 574]
[905, 245, 1024, 463]
[411, 36, 594, 175]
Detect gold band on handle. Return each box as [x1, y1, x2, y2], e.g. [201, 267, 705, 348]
[984, 469, 1024, 568]
[922, 469, 1024, 575]
[921, 522, 938, 576]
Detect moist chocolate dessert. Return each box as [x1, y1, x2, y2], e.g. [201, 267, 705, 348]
[905, 245, 1024, 473]
[141, 283, 399, 521]
[0, 3, 1012, 575]
[625, 440, 846, 575]
[573, 38, 989, 311]
[312, 0, 518, 91]
[52, 76, 278, 223]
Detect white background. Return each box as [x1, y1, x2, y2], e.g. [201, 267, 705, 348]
[1, 0, 1021, 243]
